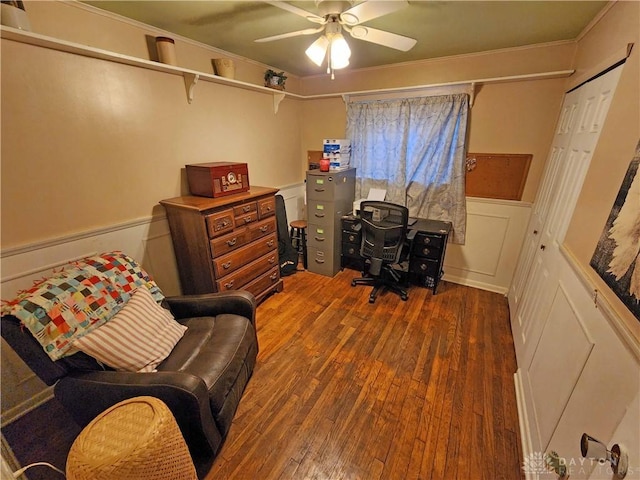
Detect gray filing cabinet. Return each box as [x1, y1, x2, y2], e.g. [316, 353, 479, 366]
[306, 168, 356, 277]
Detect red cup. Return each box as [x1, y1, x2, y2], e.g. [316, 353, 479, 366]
[319, 158, 330, 172]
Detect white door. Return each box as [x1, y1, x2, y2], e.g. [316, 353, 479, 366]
[509, 88, 581, 364]
[509, 65, 623, 369]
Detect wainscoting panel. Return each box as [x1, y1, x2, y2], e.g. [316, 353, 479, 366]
[444, 197, 532, 294]
[514, 250, 639, 479]
[528, 282, 594, 450]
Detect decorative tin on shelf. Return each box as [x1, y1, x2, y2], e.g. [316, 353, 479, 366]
[186, 162, 250, 198]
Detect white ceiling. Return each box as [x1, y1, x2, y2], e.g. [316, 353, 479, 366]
[82, 1, 609, 77]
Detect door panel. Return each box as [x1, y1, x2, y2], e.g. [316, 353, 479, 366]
[528, 283, 594, 450]
[509, 65, 623, 367]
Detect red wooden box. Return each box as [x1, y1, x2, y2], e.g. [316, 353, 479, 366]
[186, 162, 250, 198]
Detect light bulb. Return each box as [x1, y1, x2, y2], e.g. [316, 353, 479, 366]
[330, 33, 350, 70]
[305, 35, 329, 66]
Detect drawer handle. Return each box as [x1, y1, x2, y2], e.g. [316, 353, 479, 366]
[226, 238, 237, 247]
[423, 237, 431, 245]
[242, 205, 252, 212]
[315, 236, 325, 242]
[224, 280, 234, 289]
[348, 235, 356, 242]
[314, 188, 325, 192]
[264, 205, 272, 211]
[222, 261, 232, 270]
[314, 213, 325, 218]
[260, 225, 269, 232]
[422, 248, 430, 255]
[270, 272, 278, 281]
[215, 220, 230, 231]
[244, 216, 252, 223]
[348, 248, 356, 254]
[315, 258, 325, 264]
[420, 264, 427, 271]
[267, 239, 274, 247]
[268, 256, 276, 264]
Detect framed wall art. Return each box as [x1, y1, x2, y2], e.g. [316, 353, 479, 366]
[590, 140, 640, 320]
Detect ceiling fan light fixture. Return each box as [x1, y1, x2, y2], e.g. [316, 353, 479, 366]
[305, 35, 329, 66]
[329, 33, 351, 70]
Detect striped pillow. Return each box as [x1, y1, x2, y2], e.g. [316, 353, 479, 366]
[72, 287, 187, 372]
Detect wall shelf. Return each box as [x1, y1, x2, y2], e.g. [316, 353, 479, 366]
[1, 26, 303, 113]
[2, 26, 575, 112]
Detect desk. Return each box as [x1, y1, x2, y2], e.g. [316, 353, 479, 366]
[340, 214, 452, 294]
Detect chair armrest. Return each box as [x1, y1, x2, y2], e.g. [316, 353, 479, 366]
[406, 229, 417, 241]
[163, 291, 256, 326]
[55, 370, 222, 478]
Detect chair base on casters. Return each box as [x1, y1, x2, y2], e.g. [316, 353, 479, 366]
[351, 266, 408, 303]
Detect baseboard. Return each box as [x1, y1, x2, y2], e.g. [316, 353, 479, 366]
[442, 272, 509, 295]
[514, 369, 536, 480]
[1, 387, 54, 428]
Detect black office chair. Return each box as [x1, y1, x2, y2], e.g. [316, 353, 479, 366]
[351, 201, 413, 303]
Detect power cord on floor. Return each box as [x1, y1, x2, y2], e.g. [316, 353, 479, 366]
[13, 462, 65, 478]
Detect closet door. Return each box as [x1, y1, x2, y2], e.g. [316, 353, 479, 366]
[509, 87, 582, 366]
[509, 66, 623, 369]
[508, 65, 623, 454]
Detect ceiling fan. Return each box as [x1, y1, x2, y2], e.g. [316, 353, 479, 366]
[255, 1, 417, 78]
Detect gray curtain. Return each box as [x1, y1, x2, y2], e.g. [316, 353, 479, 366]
[346, 94, 468, 243]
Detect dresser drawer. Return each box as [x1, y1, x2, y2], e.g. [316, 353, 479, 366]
[206, 209, 234, 238]
[213, 233, 277, 277]
[210, 228, 250, 257]
[258, 196, 276, 218]
[216, 251, 278, 292]
[410, 258, 440, 277]
[412, 243, 442, 260]
[247, 217, 277, 241]
[234, 211, 259, 228]
[413, 232, 445, 250]
[342, 230, 361, 245]
[342, 242, 361, 259]
[233, 202, 257, 217]
[243, 266, 280, 298]
[342, 218, 361, 233]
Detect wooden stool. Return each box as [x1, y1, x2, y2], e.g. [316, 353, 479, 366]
[289, 219, 307, 269]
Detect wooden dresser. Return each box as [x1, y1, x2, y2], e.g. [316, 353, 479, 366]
[160, 187, 283, 303]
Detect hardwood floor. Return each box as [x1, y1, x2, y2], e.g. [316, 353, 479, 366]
[208, 269, 524, 480]
[2, 269, 524, 480]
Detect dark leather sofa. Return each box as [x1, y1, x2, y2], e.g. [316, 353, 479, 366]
[1, 290, 258, 479]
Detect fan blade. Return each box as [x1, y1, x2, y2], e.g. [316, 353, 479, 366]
[265, 1, 325, 24]
[255, 26, 325, 43]
[340, 0, 409, 26]
[347, 25, 417, 51]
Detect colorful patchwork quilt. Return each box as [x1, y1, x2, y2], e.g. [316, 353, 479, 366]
[1, 252, 164, 360]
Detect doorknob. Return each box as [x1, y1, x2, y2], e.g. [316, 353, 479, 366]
[540, 244, 546, 251]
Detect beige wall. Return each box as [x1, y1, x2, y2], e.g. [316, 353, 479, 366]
[1, 2, 304, 248]
[564, 1, 640, 328]
[300, 43, 575, 202]
[21, 1, 301, 92]
[301, 42, 576, 96]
